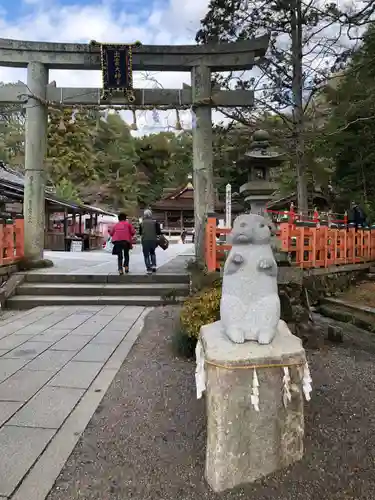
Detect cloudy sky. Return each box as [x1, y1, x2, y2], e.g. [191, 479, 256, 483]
[0, 0, 216, 132]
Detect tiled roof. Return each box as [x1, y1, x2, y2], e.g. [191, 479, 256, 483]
[0, 162, 114, 216]
[0, 164, 24, 186]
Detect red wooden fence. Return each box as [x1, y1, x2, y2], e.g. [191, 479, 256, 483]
[205, 211, 375, 272]
[0, 218, 24, 266]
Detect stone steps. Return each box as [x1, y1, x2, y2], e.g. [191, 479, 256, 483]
[16, 282, 189, 297]
[22, 272, 190, 284]
[7, 295, 182, 309]
[6, 272, 190, 309]
[318, 297, 375, 332]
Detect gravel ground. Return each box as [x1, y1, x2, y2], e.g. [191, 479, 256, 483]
[340, 281, 375, 308]
[48, 307, 375, 500]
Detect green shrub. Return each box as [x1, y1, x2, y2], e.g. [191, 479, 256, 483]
[180, 284, 221, 341]
[171, 326, 198, 359]
[185, 258, 222, 293]
[173, 260, 222, 358]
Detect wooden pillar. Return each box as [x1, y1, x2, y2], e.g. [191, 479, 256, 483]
[79, 213, 82, 233]
[24, 61, 48, 260]
[72, 212, 76, 233]
[44, 204, 49, 249]
[63, 210, 68, 238]
[191, 64, 214, 263]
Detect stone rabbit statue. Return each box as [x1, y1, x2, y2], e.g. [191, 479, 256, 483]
[220, 213, 280, 344]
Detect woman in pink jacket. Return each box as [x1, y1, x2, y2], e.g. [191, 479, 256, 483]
[109, 213, 136, 275]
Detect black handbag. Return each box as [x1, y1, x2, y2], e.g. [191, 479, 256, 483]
[157, 234, 169, 250]
[112, 242, 121, 255]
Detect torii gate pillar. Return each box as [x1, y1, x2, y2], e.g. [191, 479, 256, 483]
[192, 64, 214, 263]
[24, 61, 48, 260]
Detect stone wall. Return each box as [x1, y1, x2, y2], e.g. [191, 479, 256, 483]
[0, 264, 24, 308]
[302, 263, 370, 304]
[277, 263, 372, 347]
[0, 264, 18, 287]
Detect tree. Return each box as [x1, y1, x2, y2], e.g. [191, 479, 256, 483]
[47, 108, 97, 189]
[322, 24, 375, 217]
[196, 0, 375, 212]
[135, 132, 181, 206]
[0, 82, 25, 168]
[163, 131, 193, 187]
[93, 112, 140, 214]
[54, 178, 82, 202]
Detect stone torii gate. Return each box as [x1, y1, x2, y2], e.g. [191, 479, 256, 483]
[0, 36, 269, 262]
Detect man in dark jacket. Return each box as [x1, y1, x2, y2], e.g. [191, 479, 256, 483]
[348, 202, 366, 231]
[139, 209, 161, 273]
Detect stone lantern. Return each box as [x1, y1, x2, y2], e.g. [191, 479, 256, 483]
[239, 129, 285, 215]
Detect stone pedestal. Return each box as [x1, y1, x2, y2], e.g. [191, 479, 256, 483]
[200, 319, 306, 493]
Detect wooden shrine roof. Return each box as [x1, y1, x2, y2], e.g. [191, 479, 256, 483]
[151, 182, 243, 212]
[0, 162, 114, 216]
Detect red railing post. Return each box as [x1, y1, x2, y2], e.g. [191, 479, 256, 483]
[279, 222, 291, 252]
[205, 215, 217, 272]
[289, 203, 295, 225]
[3, 220, 14, 265]
[0, 219, 4, 265]
[15, 217, 25, 259]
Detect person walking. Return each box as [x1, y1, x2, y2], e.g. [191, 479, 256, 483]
[139, 209, 161, 274]
[109, 213, 136, 275]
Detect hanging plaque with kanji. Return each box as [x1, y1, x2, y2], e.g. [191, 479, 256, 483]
[90, 40, 142, 102]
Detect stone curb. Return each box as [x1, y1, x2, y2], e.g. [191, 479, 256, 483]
[0, 273, 25, 309]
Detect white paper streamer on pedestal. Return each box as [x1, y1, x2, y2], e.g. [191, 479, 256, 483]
[191, 110, 197, 129]
[302, 362, 312, 401]
[195, 340, 206, 399]
[250, 368, 260, 411]
[282, 366, 292, 408]
[69, 108, 78, 124]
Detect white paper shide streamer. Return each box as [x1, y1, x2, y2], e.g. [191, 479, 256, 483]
[302, 362, 312, 401]
[191, 110, 197, 129]
[282, 366, 292, 408]
[250, 368, 260, 411]
[195, 340, 206, 399]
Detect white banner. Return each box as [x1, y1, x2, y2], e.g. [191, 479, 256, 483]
[225, 183, 232, 228]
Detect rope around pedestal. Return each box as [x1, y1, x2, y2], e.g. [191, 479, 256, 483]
[204, 360, 305, 370]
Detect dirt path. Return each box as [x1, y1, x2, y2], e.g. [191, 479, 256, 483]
[48, 307, 375, 500]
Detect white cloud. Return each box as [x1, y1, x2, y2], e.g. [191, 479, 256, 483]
[0, 0, 233, 134]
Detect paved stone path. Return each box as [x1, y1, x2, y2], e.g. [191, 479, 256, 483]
[39, 244, 194, 275]
[0, 304, 151, 499]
